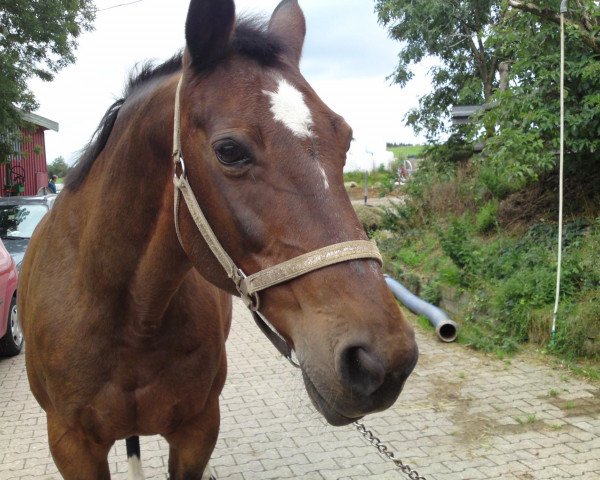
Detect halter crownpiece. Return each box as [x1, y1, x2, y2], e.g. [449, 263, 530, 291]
[172, 75, 383, 311]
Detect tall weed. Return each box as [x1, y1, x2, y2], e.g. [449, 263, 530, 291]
[438, 217, 479, 286]
[475, 200, 499, 234]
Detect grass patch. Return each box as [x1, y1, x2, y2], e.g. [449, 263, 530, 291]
[388, 145, 425, 159]
[415, 314, 435, 332]
[344, 168, 393, 185]
[562, 361, 600, 382]
[395, 247, 428, 267]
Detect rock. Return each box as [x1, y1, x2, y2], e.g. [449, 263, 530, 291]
[353, 204, 385, 231]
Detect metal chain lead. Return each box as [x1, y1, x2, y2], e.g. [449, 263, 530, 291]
[353, 421, 426, 480]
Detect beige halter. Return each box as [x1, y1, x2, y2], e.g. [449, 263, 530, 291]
[172, 76, 382, 311]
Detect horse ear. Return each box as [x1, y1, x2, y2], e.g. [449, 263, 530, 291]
[268, 0, 306, 66]
[185, 0, 235, 67]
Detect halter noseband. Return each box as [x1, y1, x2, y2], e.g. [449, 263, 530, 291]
[171, 74, 382, 317]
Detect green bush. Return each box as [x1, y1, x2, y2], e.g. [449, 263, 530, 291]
[422, 279, 442, 305]
[438, 263, 462, 286]
[381, 201, 422, 232]
[438, 217, 478, 285]
[476, 163, 513, 199]
[475, 200, 499, 234]
[491, 266, 556, 340]
[423, 133, 473, 165]
[379, 175, 397, 196]
[552, 295, 600, 359]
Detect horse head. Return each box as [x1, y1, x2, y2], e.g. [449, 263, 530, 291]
[176, 0, 418, 426]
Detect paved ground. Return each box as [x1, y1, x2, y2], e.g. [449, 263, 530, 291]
[1, 299, 599, 479]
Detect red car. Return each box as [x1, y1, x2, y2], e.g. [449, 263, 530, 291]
[0, 238, 20, 356]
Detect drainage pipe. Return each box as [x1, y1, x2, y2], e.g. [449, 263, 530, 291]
[385, 275, 458, 343]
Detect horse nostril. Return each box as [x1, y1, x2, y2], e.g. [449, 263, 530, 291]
[337, 346, 386, 397]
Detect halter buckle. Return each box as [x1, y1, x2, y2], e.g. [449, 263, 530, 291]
[232, 268, 260, 311]
[173, 152, 186, 181]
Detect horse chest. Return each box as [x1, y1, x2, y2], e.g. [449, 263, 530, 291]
[119, 346, 223, 435]
[60, 336, 224, 441]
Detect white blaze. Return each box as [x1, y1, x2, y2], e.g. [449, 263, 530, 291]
[264, 78, 313, 138]
[264, 77, 330, 190]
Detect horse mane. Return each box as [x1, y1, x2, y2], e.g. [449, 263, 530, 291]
[64, 53, 183, 192]
[65, 16, 284, 192]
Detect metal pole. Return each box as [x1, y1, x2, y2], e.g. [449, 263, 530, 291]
[551, 0, 568, 347]
[363, 170, 368, 205]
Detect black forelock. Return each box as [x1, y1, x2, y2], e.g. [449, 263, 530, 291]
[231, 16, 286, 67]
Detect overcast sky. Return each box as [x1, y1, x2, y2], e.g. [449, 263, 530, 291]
[29, 0, 432, 170]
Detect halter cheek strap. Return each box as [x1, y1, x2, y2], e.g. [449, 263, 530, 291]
[172, 75, 382, 312]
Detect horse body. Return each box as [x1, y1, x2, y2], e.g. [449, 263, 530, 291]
[20, 1, 418, 478]
[21, 71, 230, 477]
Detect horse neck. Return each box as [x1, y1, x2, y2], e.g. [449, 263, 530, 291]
[76, 76, 193, 329]
[127, 199, 192, 334]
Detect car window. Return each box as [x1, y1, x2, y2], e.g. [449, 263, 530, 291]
[0, 205, 48, 239]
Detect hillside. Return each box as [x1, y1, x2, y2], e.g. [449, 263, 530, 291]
[347, 149, 600, 380]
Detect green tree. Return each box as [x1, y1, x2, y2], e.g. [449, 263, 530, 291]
[476, 0, 600, 185]
[0, 1, 95, 160]
[507, 0, 600, 54]
[48, 156, 69, 178]
[375, 0, 503, 141]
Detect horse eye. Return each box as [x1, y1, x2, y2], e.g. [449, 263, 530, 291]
[213, 140, 252, 166]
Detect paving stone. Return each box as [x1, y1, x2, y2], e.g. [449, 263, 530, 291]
[1, 298, 599, 479]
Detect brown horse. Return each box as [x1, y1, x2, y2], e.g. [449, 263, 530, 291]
[19, 0, 418, 478]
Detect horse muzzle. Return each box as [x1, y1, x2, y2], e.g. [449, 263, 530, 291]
[300, 339, 419, 426]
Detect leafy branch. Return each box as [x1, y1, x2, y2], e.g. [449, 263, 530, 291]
[507, 0, 600, 54]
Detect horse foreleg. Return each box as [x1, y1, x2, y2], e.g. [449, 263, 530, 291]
[164, 396, 220, 480]
[47, 412, 112, 480]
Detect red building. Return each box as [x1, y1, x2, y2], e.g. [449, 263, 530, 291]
[1, 111, 59, 197]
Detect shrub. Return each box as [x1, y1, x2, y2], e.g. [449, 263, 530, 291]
[381, 201, 423, 232]
[373, 145, 600, 366]
[476, 163, 513, 199]
[491, 266, 556, 340]
[438, 217, 478, 285]
[552, 294, 600, 359]
[379, 175, 397, 196]
[475, 200, 499, 234]
[422, 279, 442, 305]
[438, 263, 462, 286]
[399, 272, 421, 296]
[423, 133, 473, 165]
